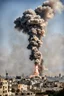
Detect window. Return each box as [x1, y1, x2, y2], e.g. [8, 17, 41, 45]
[27, 93, 30, 95]
[21, 93, 24, 95]
[3, 90, 7, 93]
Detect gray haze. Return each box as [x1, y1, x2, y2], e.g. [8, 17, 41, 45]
[0, 0, 64, 76]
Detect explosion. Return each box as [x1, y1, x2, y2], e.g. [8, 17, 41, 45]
[34, 65, 39, 76]
[14, 0, 64, 76]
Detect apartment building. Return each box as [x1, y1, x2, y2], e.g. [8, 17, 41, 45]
[0, 77, 8, 96]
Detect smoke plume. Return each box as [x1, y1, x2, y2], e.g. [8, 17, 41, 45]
[14, 0, 64, 75]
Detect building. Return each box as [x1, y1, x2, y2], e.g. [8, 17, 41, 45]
[0, 77, 8, 96]
[8, 79, 12, 96]
[18, 84, 28, 91]
[0, 80, 3, 96]
[18, 90, 35, 96]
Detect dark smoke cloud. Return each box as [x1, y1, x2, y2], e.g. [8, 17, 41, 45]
[14, 0, 64, 75]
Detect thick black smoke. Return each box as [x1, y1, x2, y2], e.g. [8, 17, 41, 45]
[14, 0, 64, 75]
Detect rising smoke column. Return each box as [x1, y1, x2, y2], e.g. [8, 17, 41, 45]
[14, 0, 64, 75]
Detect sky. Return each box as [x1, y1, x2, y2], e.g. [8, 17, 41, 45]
[0, 0, 64, 76]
